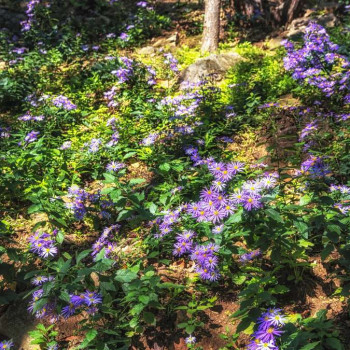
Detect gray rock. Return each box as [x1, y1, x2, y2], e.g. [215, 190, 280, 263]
[153, 32, 179, 48]
[0, 301, 39, 350]
[138, 46, 156, 55]
[178, 53, 243, 87]
[266, 37, 284, 50]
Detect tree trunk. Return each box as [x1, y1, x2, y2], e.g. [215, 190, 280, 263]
[201, 0, 221, 53]
[230, 0, 302, 28]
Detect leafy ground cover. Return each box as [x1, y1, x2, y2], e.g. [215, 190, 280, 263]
[1, 1, 350, 349]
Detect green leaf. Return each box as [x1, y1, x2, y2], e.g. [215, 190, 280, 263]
[300, 195, 312, 206]
[148, 203, 157, 215]
[100, 281, 116, 291]
[129, 178, 146, 186]
[300, 341, 321, 350]
[325, 338, 344, 350]
[159, 163, 170, 172]
[123, 151, 137, 159]
[28, 204, 42, 214]
[56, 230, 65, 244]
[232, 275, 247, 285]
[117, 210, 132, 221]
[265, 208, 283, 223]
[185, 325, 196, 334]
[76, 249, 92, 264]
[103, 173, 116, 183]
[76, 329, 98, 349]
[115, 269, 138, 283]
[226, 209, 243, 224]
[32, 298, 49, 313]
[139, 295, 150, 304]
[294, 220, 309, 238]
[59, 291, 71, 303]
[143, 311, 155, 325]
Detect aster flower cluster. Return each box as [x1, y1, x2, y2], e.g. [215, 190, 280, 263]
[23, 130, 40, 145]
[239, 249, 262, 264]
[330, 184, 350, 215]
[171, 230, 220, 281]
[0, 126, 11, 139]
[28, 230, 58, 258]
[65, 185, 97, 220]
[141, 132, 159, 146]
[106, 118, 120, 146]
[161, 90, 203, 120]
[60, 140, 72, 150]
[0, 340, 14, 349]
[104, 86, 118, 108]
[299, 120, 318, 151]
[225, 105, 237, 119]
[62, 291, 102, 318]
[65, 185, 113, 221]
[52, 95, 77, 110]
[18, 112, 45, 122]
[20, 0, 40, 32]
[153, 147, 279, 280]
[283, 23, 350, 103]
[28, 288, 58, 322]
[91, 225, 120, 260]
[186, 146, 278, 212]
[297, 155, 330, 178]
[146, 65, 157, 86]
[12, 47, 27, 55]
[191, 243, 220, 281]
[85, 138, 102, 153]
[246, 308, 287, 350]
[112, 57, 134, 84]
[164, 53, 179, 73]
[299, 120, 318, 141]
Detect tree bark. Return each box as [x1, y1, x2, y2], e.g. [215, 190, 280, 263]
[230, 0, 302, 28]
[201, 0, 221, 53]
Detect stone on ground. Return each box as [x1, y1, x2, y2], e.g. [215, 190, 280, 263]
[178, 53, 244, 88]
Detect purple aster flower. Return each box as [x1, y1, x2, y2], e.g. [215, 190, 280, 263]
[185, 335, 196, 345]
[60, 141, 72, 150]
[52, 95, 76, 110]
[39, 246, 58, 258]
[212, 180, 226, 192]
[267, 312, 287, 327]
[212, 224, 224, 234]
[200, 187, 219, 201]
[106, 161, 125, 172]
[83, 291, 102, 306]
[24, 130, 40, 144]
[254, 326, 283, 342]
[243, 194, 262, 211]
[137, 1, 148, 7]
[61, 303, 76, 319]
[70, 293, 86, 306]
[119, 33, 129, 41]
[228, 162, 245, 174]
[86, 138, 102, 153]
[0, 340, 14, 349]
[256, 340, 278, 350]
[260, 176, 277, 189]
[141, 132, 158, 146]
[31, 275, 48, 285]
